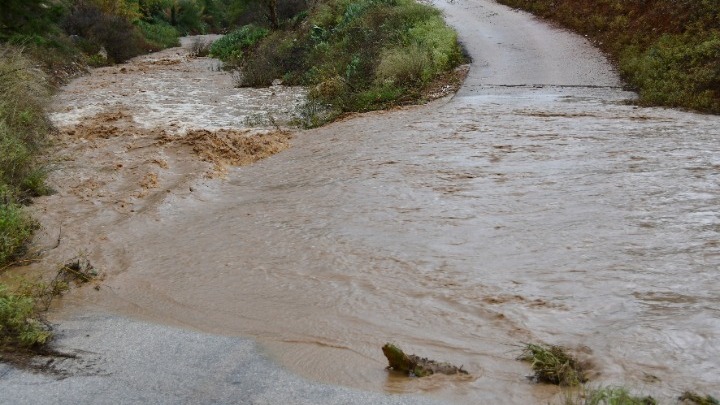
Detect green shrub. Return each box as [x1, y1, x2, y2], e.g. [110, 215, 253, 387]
[239, 30, 308, 86]
[0, 283, 51, 348]
[519, 343, 587, 386]
[62, 3, 146, 64]
[137, 20, 180, 50]
[234, 0, 463, 120]
[0, 203, 36, 265]
[622, 32, 720, 112]
[209, 24, 270, 66]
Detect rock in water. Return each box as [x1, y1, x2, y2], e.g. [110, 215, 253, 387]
[382, 343, 469, 377]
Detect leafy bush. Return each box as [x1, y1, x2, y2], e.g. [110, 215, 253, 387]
[0, 204, 37, 265]
[239, 30, 308, 86]
[622, 32, 720, 111]
[0, 283, 51, 348]
[62, 3, 145, 64]
[209, 24, 270, 65]
[137, 20, 180, 50]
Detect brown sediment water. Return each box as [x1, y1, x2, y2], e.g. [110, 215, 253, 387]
[24, 2, 720, 403]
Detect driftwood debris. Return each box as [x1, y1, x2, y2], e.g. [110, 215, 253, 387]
[382, 343, 469, 377]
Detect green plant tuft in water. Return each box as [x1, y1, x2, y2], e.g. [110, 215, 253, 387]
[0, 283, 52, 349]
[519, 343, 587, 386]
[580, 386, 656, 405]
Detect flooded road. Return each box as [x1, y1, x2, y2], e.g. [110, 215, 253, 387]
[15, 0, 720, 403]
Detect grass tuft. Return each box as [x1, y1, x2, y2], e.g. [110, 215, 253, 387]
[580, 387, 656, 405]
[0, 283, 51, 349]
[519, 343, 587, 386]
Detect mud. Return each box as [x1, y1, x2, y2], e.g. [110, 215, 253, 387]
[9, 2, 720, 404]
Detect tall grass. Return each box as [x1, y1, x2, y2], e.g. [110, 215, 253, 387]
[0, 46, 50, 265]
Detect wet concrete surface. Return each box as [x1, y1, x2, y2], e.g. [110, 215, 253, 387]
[0, 314, 442, 405]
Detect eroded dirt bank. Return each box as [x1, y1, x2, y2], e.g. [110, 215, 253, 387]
[3, 1, 719, 404]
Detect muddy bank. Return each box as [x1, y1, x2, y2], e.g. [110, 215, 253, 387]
[3, 3, 719, 405]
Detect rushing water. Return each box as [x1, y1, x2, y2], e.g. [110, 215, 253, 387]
[32, 1, 720, 403]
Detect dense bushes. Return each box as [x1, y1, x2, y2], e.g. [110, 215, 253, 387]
[63, 3, 148, 64]
[0, 284, 51, 349]
[214, 0, 464, 125]
[137, 20, 181, 50]
[209, 24, 269, 64]
[496, 0, 720, 113]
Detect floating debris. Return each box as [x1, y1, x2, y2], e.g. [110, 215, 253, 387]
[382, 343, 468, 377]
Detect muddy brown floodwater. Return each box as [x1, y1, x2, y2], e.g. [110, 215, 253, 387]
[18, 1, 720, 404]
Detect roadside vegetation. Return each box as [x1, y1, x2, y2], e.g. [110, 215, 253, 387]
[1, 257, 98, 353]
[496, 0, 720, 113]
[210, 0, 466, 126]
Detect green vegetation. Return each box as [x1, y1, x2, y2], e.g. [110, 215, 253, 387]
[496, 0, 720, 113]
[1, 257, 98, 350]
[564, 387, 656, 405]
[0, 46, 50, 266]
[212, 0, 465, 126]
[0, 284, 52, 349]
[519, 343, 587, 386]
[209, 24, 269, 64]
